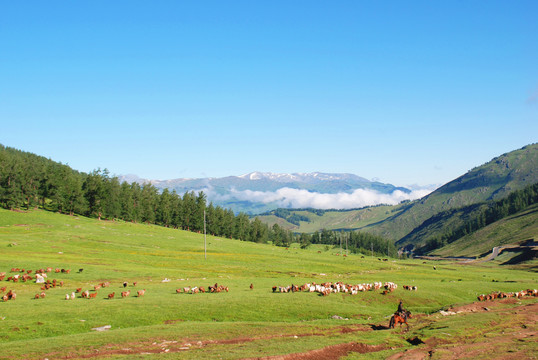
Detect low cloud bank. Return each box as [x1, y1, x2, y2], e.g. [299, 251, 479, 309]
[204, 187, 432, 210]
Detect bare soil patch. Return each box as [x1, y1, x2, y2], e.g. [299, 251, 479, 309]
[47, 300, 536, 360]
[245, 342, 386, 360]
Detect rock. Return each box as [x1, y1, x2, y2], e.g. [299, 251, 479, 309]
[91, 325, 111, 331]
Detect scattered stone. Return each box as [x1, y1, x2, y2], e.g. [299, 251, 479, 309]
[91, 325, 112, 331]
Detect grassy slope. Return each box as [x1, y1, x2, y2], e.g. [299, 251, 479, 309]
[374, 144, 538, 242]
[257, 205, 404, 233]
[432, 203, 538, 258]
[0, 209, 536, 359]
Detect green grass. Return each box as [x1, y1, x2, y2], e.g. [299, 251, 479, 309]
[432, 203, 538, 258]
[0, 209, 536, 359]
[257, 205, 404, 233]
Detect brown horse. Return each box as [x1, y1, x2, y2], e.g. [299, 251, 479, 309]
[389, 310, 411, 330]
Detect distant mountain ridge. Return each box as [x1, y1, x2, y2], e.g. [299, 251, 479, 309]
[255, 144, 538, 258]
[119, 172, 428, 215]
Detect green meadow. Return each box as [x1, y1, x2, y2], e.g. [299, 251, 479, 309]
[0, 209, 536, 359]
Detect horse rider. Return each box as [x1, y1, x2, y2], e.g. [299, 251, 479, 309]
[397, 300, 407, 320]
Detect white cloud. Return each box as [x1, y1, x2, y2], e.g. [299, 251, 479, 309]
[203, 186, 432, 210]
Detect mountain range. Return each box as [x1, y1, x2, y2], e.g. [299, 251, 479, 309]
[256, 143, 538, 258]
[119, 172, 434, 215]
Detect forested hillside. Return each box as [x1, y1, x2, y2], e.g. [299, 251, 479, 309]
[369, 144, 538, 242]
[407, 182, 538, 253]
[0, 145, 273, 243]
[0, 145, 395, 255]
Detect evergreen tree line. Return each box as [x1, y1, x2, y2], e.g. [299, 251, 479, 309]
[294, 228, 398, 257]
[0, 145, 396, 254]
[416, 182, 538, 254]
[0, 145, 274, 242]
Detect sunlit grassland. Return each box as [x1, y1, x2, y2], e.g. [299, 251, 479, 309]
[0, 209, 536, 359]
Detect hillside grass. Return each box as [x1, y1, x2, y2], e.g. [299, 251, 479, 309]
[257, 205, 404, 233]
[0, 209, 536, 359]
[432, 203, 538, 258]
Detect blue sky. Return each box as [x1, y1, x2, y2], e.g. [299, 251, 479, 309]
[1, 1, 536, 187]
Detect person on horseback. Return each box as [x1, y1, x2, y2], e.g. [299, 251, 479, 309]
[396, 300, 407, 320]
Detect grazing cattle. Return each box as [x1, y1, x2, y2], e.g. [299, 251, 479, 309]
[137, 289, 145, 297]
[477, 289, 537, 301]
[250, 283, 253, 290]
[108, 292, 115, 299]
[40, 292, 46, 298]
[176, 289, 182, 294]
[81, 290, 90, 298]
[123, 282, 128, 288]
[76, 288, 82, 293]
[71, 292, 76, 300]
[0, 287, 6, 293]
[121, 291, 130, 298]
[94, 285, 101, 291]
[133, 282, 137, 287]
[36, 294, 41, 299]
[65, 294, 70, 300]
[88, 292, 97, 299]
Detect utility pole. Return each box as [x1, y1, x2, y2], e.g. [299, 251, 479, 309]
[339, 232, 342, 256]
[204, 210, 207, 260]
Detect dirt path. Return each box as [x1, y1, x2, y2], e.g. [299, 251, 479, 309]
[388, 299, 537, 360]
[49, 299, 537, 360]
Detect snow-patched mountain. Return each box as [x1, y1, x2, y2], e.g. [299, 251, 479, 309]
[119, 172, 428, 214]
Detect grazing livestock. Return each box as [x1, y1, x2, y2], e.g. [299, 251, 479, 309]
[137, 289, 145, 297]
[71, 292, 76, 300]
[477, 289, 537, 301]
[88, 292, 97, 299]
[272, 280, 400, 297]
[108, 292, 115, 299]
[121, 291, 130, 298]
